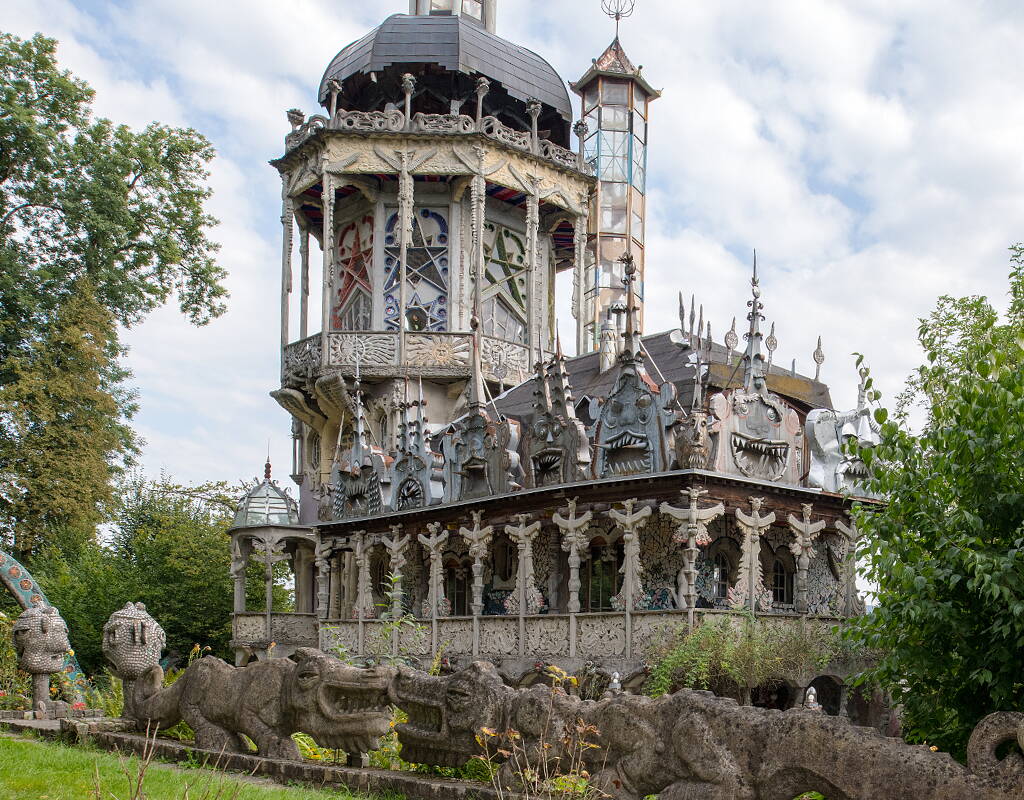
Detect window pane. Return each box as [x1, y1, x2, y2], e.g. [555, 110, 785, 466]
[583, 87, 598, 113]
[632, 110, 646, 142]
[462, 0, 482, 18]
[601, 180, 627, 205]
[601, 156, 628, 182]
[431, 0, 454, 10]
[601, 207, 627, 233]
[631, 211, 643, 242]
[601, 105, 629, 131]
[603, 81, 628, 104]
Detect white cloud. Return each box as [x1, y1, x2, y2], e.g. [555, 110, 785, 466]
[5, 0, 1024, 487]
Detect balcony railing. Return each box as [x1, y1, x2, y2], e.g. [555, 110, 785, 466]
[284, 109, 591, 176]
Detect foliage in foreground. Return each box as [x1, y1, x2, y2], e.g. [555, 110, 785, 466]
[0, 736, 391, 800]
[643, 615, 845, 703]
[845, 244, 1024, 760]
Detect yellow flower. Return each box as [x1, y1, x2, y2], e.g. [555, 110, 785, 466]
[930, 745, 938, 752]
[480, 727, 497, 737]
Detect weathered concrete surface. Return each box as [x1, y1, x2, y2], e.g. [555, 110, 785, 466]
[129, 648, 395, 760]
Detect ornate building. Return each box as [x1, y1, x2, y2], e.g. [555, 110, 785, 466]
[232, 1, 880, 715]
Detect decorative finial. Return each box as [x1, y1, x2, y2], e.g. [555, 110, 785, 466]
[765, 322, 777, 369]
[742, 250, 766, 393]
[619, 251, 640, 358]
[265, 458, 272, 482]
[601, 0, 635, 38]
[725, 317, 738, 360]
[813, 336, 825, 381]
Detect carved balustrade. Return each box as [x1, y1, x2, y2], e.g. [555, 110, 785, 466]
[282, 335, 322, 377]
[284, 109, 593, 176]
[232, 612, 318, 649]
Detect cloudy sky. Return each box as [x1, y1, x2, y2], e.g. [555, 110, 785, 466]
[6, 0, 1024, 488]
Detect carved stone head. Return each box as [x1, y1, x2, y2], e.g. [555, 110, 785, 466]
[102, 602, 166, 682]
[593, 363, 676, 478]
[526, 353, 591, 487]
[12, 605, 70, 676]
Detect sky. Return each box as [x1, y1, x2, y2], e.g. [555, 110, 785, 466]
[6, 0, 1024, 489]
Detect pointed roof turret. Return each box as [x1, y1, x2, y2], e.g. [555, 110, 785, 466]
[232, 460, 299, 528]
[741, 251, 767, 394]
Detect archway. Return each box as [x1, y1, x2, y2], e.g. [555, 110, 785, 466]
[0, 550, 87, 698]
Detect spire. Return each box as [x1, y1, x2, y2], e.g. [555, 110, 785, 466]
[547, 333, 577, 419]
[742, 250, 767, 393]
[264, 458, 272, 482]
[620, 251, 641, 360]
[601, 0, 636, 43]
[350, 367, 370, 470]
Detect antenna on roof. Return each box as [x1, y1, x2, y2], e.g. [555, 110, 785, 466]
[601, 0, 635, 38]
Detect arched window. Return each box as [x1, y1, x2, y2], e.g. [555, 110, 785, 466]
[383, 208, 450, 332]
[581, 537, 622, 612]
[713, 551, 732, 600]
[772, 558, 793, 605]
[332, 215, 373, 331]
[479, 222, 529, 343]
[444, 558, 469, 616]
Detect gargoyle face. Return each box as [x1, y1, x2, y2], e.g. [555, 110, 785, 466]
[530, 414, 566, 486]
[391, 662, 511, 767]
[730, 396, 790, 480]
[13, 606, 70, 675]
[395, 477, 424, 510]
[286, 648, 395, 755]
[600, 375, 656, 476]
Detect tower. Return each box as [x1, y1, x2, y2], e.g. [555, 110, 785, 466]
[272, 1, 595, 521]
[571, 6, 659, 353]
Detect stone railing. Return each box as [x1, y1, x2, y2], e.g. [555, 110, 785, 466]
[284, 109, 592, 176]
[232, 612, 319, 648]
[318, 609, 843, 667]
[286, 331, 532, 384]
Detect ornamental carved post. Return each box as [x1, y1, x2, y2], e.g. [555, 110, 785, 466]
[299, 222, 310, 340]
[660, 488, 725, 621]
[279, 186, 294, 360]
[733, 497, 775, 612]
[788, 503, 826, 614]
[506, 514, 543, 615]
[527, 97, 541, 153]
[315, 540, 333, 620]
[509, 165, 544, 360]
[608, 499, 652, 612]
[835, 517, 866, 617]
[351, 530, 375, 620]
[459, 510, 494, 616]
[397, 150, 414, 362]
[475, 76, 490, 125]
[418, 522, 449, 619]
[573, 119, 589, 169]
[229, 536, 249, 614]
[401, 72, 415, 127]
[383, 525, 411, 619]
[319, 171, 335, 369]
[553, 498, 593, 615]
[253, 536, 289, 640]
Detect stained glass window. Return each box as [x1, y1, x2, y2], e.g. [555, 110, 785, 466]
[332, 215, 373, 331]
[383, 207, 450, 332]
[479, 222, 529, 343]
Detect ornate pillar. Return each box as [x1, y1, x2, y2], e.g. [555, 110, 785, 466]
[572, 199, 588, 354]
[315, 541, 332, 620]
[527, 98, 541, 154]
[835, 517, 866, 616]
[328, 554, 341, 619]
[609, 499, 651, 659]
[510, 165, 544, 358]
[280, 189, 294, 360]
[660, 488, 724, 626]
[397, 151, 413, 362]
[475, 77, 490, 126]
[506, 514, 542, 657]
[553, 498, 592, 659]
[787, 503, 825, 615]
[299, 222, 310, 340]
[352, 531, 374, 621]
[230, 536, 249, 614]
[460, 510, 493, 658]
[320, 171, 335, 368]
[419, 523, 448, 655]
[383, 525, 411, 619]
[455, 145, 503, 332]
[734, 497, 775, 612]
[254, 536, 288, 642]
[293, 545, 314, 614]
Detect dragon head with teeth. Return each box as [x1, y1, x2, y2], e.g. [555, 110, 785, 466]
[593, 364, 676, 479]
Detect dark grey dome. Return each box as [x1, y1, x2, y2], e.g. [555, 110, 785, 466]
[319, 14, 572, 121]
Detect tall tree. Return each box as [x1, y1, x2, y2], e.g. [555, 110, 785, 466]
[0, 32, 226, 558]
[848, 244, 1024, 759]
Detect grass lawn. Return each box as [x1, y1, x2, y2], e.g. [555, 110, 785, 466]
[0, 736, 399, 800]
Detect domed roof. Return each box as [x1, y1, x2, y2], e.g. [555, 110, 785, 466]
[232, 461, 299, 528]
[319, 14, 572, 121]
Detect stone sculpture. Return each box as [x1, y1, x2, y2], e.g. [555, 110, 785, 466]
[332, 375, 389, 518]
[660, 488, 725, 616]
[806, 366, 881, 497]
[525, 341, 591, 487]
[131, 648, 395, 760]
[390, 660, 1024, 800]
[11, 605, 71, 715]
[102, 602, 166, 719]
[390, 380, 442, 510]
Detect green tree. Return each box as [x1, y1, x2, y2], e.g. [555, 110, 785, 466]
[0, 32, 226, 559]
[847, 244, 1024, 759]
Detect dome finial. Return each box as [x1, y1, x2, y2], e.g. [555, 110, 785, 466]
[601, 0, 635, 38]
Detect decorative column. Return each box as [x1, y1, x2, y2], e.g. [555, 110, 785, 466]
[280, 188, 294, 360]
[733, 497, 775, 612]
[835, 517, 866, 617]
[230, 536, 249, 614]
[506, 514, 542, 657]
[608, 499, 651, 659]
[553, 498, 592, 659]
[315, 540, 333, 620]
[253, 536, 289, 643]
[460, 510, 493, 657]
[455, 145, 504, 331]
[352, 531, 374, 620]
[510, 165, 544, 359]
[320, 171, 335, 369]
[787, 504, 826, 614]
[572, 193, 589, 354]
[418, 522, 449, 654]
[660, 487, 724, 626]
[299, 222, 310, 340]
[527, 98, 541, 153]
[574, 119, 588, 168]
[383, 525, 411, 619]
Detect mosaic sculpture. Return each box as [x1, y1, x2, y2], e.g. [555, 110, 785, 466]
[390, 661, 1024, 800]
[11, 605, 71, 715]
[102, 602, 166, 719]
[131, 647, 395, 760]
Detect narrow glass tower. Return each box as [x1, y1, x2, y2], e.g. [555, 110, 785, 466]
[572, 39, 659, 353]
